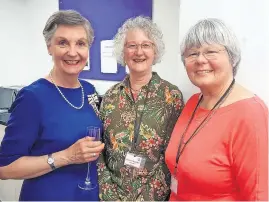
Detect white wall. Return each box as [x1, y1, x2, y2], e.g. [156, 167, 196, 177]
[0, 0, 57, 88]
[177, 0, 269, 103]
[152, 0, 181, 88]
[0, 0, 27, 86]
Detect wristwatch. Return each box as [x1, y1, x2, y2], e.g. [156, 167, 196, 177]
[47, 154, 56, 170]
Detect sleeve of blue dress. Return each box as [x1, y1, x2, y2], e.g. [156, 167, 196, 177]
[0, 88, 41, 166]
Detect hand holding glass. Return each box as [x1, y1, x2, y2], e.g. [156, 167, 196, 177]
[78, 126, 100, 190]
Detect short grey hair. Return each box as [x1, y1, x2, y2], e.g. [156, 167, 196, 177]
[180, 18, 241, 75]
[43, 10, 94, 46]
[113, 16, 165, 66]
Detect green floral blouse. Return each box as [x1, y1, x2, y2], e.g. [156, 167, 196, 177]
[98, 72, 184, 201]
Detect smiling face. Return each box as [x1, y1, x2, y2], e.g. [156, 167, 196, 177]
[124, 29, 155, 75]
[184, 44, 234, 90]
[47, 24, 89, 76]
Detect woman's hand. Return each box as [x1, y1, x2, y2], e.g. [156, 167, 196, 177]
[64, 137, 105, 164]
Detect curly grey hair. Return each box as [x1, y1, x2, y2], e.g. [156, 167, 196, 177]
[180, 18, 241, 75]
[113, 16, 165, 66]
[43, 10, 94, 46]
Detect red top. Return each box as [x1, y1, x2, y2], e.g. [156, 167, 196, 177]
[165, 94, 268, 201]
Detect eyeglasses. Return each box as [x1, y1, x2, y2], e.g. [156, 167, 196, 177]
[184, 49, 226, 62]
[125, 42, 154, 52]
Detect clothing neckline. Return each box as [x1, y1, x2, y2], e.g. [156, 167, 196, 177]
[195, 94, 258, 113]
[38, 78, 82, 90]
[119, 71, 160, 92]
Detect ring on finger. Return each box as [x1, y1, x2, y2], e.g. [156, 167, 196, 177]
[92, 153, 96, 157]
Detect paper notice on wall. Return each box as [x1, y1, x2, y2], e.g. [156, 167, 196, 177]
[125, 65, 130, 74]
[100, 40, 117, 73]
[83, 57, 90, 70]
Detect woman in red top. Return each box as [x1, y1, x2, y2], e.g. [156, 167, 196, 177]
[165, 18, 268, 201]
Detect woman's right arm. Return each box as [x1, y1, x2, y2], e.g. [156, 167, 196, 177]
[0, 136, 104, 180]
[0, 88, 104, 180]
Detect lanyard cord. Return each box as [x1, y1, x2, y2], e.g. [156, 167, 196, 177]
[174, 78, 235, 173]
[129, 79, 152, 150]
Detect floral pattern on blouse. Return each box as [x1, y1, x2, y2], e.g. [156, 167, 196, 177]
[98, 72, 184, 201]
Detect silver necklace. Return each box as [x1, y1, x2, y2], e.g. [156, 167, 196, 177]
[49, 71, 84, 110]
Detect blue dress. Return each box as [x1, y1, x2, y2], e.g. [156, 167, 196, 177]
[0, 79, 102, 201]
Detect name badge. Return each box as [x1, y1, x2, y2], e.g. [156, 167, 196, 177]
[171, 176, 178, 194]
[124, 152, 146, 168]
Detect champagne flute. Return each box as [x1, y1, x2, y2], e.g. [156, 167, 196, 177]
[78, 126, 100, 190]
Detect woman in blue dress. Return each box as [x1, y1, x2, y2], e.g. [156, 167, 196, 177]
[0, 10, 104, 201]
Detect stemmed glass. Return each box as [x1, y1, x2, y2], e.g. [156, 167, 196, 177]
[78, 126, 100, 190]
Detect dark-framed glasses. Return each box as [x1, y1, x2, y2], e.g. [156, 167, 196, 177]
[184, 49, 226, 62]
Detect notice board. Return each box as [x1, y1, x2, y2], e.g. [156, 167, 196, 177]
[59, 0, 153, 81]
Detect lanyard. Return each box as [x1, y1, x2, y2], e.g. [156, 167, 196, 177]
[129, 79, 152, 150]
[173, 78, 235, 174]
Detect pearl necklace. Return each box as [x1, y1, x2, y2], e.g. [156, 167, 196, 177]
[49, 71, 84, 110]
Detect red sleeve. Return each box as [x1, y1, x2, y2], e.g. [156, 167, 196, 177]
[230, 101, 268, 201]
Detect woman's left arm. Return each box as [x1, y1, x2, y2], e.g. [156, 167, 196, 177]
[231, 103, 268, 201]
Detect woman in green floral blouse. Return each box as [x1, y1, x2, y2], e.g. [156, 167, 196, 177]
[98, 16, 184, 201]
